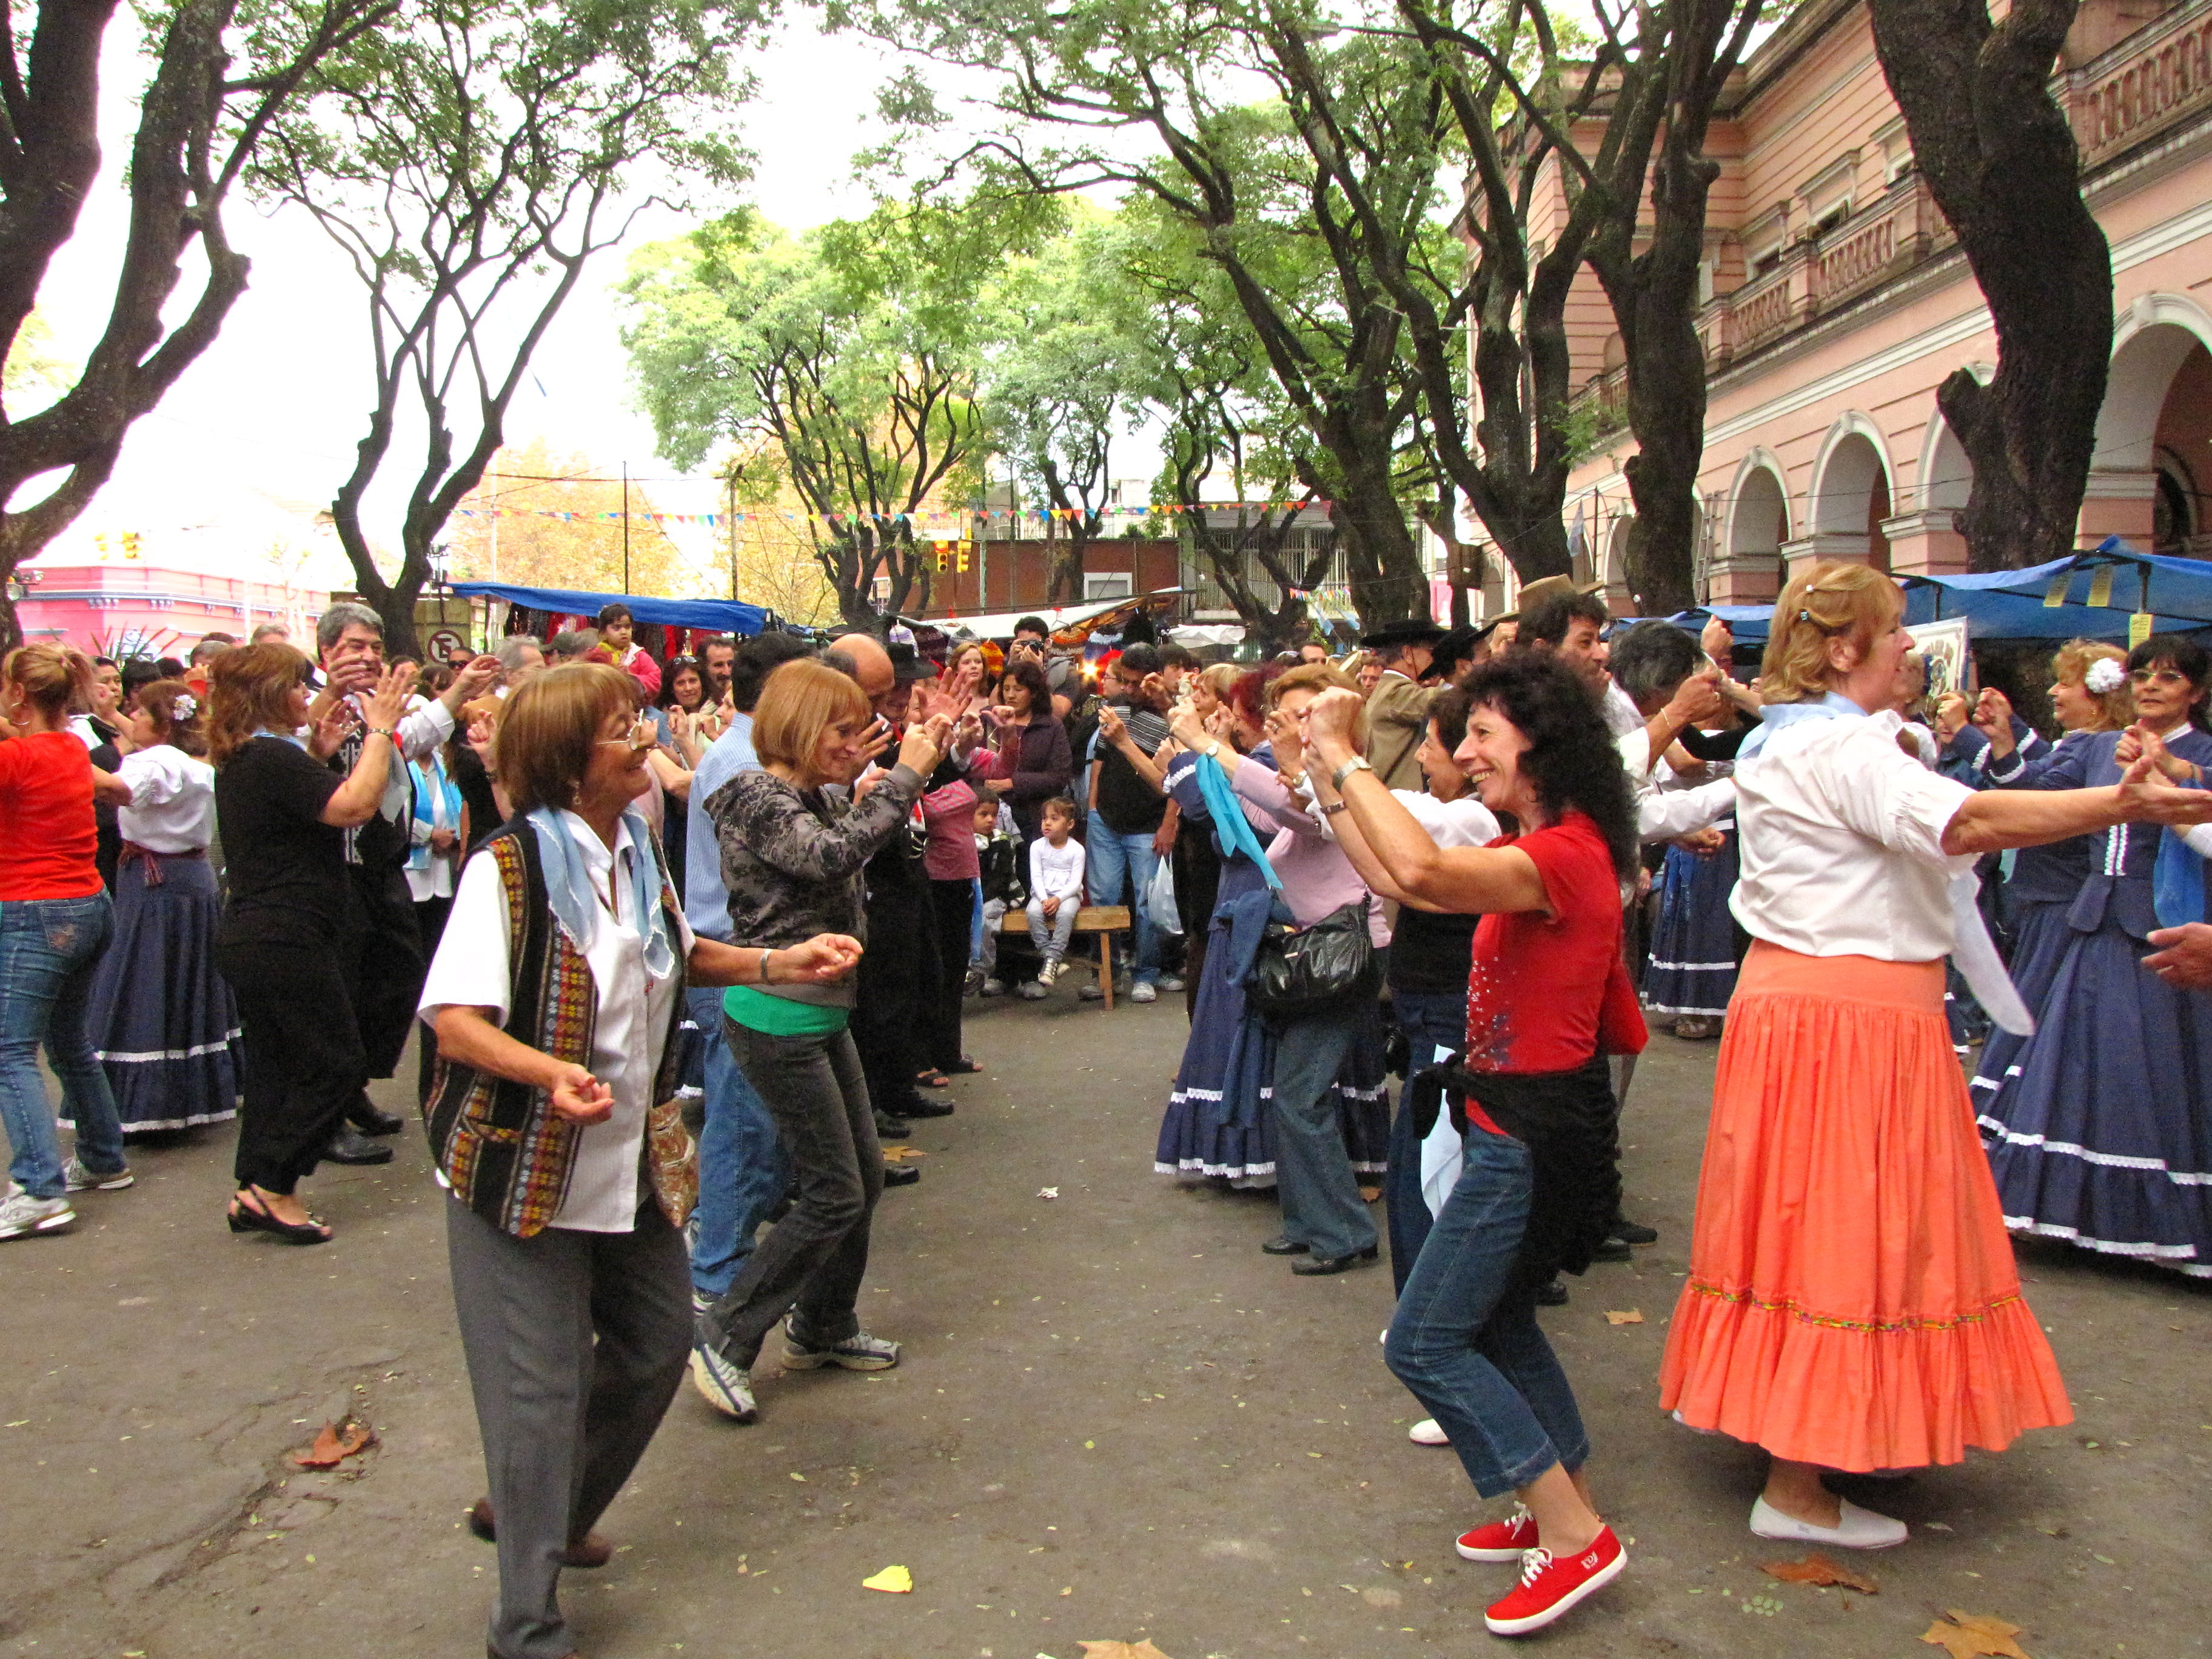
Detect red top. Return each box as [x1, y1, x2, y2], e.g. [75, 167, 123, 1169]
[0, 731, 102, 900]
[1464, 810, 1640, 1079]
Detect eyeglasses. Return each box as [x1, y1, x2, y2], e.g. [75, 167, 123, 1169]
[597, 714, 657, 753]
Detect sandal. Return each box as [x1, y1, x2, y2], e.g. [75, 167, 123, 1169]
[943, 1057, 984, 1074]
[914, 1070, 950, 1090]
[227, 1187, 333, 1245]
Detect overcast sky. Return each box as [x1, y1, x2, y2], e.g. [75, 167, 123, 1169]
[25, 16, 1009, 592]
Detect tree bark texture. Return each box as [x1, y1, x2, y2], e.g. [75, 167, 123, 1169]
[1869, 0, 2110, 571]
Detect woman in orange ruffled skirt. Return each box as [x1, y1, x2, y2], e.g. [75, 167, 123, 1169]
[1658, 561, 2212, 1547]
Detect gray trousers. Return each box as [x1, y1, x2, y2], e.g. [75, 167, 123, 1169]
[446, 1193, 691, 1659]
[700, 1022, 883, 1366]
[1269, 999, 1381, 1262]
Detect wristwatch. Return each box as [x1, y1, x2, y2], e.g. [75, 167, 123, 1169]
[1332, 756, 1374, 790]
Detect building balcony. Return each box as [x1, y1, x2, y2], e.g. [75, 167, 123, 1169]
[2068, 0, 2212, 168]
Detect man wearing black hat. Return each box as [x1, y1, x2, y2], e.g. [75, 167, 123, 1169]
[1358, 618, 1446, 791]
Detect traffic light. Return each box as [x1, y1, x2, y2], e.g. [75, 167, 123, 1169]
[956, 541, 972, 573]
[933, 541, 951, 572]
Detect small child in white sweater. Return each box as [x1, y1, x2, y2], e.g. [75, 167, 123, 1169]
[1024, 797, 1087, 994]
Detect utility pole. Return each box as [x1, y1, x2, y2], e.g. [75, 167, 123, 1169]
[621, 461, 631, 594]
[727, 469, 738, 600]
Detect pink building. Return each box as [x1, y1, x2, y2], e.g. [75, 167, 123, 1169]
[1520, 0, 2212, 610]
[12, 561, 321, 660]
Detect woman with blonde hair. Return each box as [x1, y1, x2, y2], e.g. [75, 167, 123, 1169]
[417, 661, 860, 1659]
[0, 644, 133, 1239]
[1965, 640, 2131, 1124]
[207, 643, 412, 1243]
[84, 679, 243, 1134]
[690, 657, 949, 1424]
[1659, 563, 2212, 1549]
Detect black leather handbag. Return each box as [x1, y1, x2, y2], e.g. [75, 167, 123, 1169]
[1247, 899, 1378, 1017]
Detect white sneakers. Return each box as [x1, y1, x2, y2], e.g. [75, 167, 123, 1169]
[1749, 1495, 1908, 1549]
[1408, 1418, 1450, 1446]
[1130, 981, 1158, 1004]
[0, 1187, 75, 1240]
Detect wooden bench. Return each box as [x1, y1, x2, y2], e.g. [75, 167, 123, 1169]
[999, 904, 1134, 1010]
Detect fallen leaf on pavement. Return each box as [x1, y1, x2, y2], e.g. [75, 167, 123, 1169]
[1603, 1309, 1644, 1326]
[1077, 1643, 1175, 1659]
[292, 1418, 375, 1469]
[1760, 1552, 1879, 1592]
[1038, 1187, 1059, 1199]
[880, 1145, 927, 1162]
[1922, 1610, 2033, 1659]
[862, 1564, 913, 1594]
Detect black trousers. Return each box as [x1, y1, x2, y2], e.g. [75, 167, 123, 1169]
[348, 863, 426, 1081]
[413, 893, 454, 1105]
[851, 883, 934, 1116]
[220, 937, 368, 1194]
[922, 877, 974, 1070]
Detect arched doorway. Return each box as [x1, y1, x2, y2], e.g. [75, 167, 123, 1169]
[1601, 516, 1635, 614]
[1811, 421, 1892, 572]
[1728, 463, 1789, 600]
[2087, 298, 2212, 552]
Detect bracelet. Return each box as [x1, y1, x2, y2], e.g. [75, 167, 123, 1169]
[759, 947, 774, 985]
[366, 727, 395, 738]
[1332, 756, 1374, 789]
[1319, 799, 1348, 816]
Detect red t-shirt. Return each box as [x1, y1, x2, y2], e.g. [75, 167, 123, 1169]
[1464, 811, 1627, 1076]
[0, 731, 102, 900]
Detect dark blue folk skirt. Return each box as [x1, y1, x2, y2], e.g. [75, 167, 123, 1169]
[85, 853, 241, 1132]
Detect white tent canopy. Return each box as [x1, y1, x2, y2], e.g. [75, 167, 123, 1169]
[924, 588, 1185, 642]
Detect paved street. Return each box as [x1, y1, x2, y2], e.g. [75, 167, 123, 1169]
[2, 994, 2208, 1659]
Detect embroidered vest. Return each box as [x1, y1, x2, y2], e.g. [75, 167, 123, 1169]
[423, 823, 696, 1238]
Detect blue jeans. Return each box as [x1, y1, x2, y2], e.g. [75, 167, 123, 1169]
[686, 987, 790, 1300]
[1084, 813, 1162, 983]
[1269, 996, 1379, 1261]
[1385, 1123, 1589, 1499]
[0, 894, 127, 1199]
[1386, 989, 1468, 1295]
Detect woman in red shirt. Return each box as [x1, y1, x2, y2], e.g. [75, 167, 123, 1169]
[1304, 654, 1642, 1638]
[0, 645, 135, 1241]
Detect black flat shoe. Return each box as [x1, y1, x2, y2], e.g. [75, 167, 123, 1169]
[1610, 1216, 1658, 1245]
[227, 1190, 332, 1245]
[1261, 1234, 1310, 1255]
[1536, 1278, 1570, 1307]
[876, 1115, 913, 1139]
[350, 1102, 406, 1136]
[902, 1097, 955, 1119]
[882, 1164, 921, 1187]
[1590, 1236, 1634, 1264]
[1291, 1244, 1379, 1276]
[323, 1125, 394, 1165]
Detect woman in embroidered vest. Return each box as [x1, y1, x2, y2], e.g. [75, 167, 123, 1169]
[1658, 563, 2212, 1553]
[689, 657, 951, 1426]
[418, 662, 859, 1659]
[207, 643, 413, 1245]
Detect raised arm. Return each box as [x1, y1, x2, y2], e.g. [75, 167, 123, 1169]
[1942, 749, 2212, 854]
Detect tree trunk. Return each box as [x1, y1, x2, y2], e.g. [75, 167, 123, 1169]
[1331, 468, 1426, 629]
[1869, 0, 2110, 571]
[1048, 523, 1096, 605]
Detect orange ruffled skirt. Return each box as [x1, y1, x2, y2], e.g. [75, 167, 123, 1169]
[1658, 942, 2071, 1470]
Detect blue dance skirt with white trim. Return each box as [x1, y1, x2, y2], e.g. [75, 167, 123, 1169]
[85, 854, 241, 1132]
[1978, 908, 2212, 1276]
[1643, 830, 1742, 1018]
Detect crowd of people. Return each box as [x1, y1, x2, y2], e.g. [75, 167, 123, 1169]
[5, 563, 2212, 1650]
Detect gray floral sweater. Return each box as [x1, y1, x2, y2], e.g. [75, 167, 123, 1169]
[705, 763, 922, 1008]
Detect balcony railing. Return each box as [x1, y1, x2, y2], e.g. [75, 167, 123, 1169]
[2070, 0, 2212, 167]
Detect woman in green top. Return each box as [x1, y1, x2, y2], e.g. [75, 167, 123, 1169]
[690, 657, 950, 1423]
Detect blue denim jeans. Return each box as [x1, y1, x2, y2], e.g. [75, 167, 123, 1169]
[686, 987, 791, 1300]
[1269, 996, 1379, 1262]
[1386, 988, 1468, 1295]
[0, 893, 127, 1199]
[1384, 1122, 1589, 1499]
[1084, 813, 1162, 983]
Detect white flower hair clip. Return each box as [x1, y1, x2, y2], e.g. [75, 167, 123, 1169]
[2085, 658, 2126, 695]
[170, 692, 198, 720]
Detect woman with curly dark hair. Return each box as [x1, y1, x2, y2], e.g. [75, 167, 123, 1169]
[1303, 654, 1643, 1637]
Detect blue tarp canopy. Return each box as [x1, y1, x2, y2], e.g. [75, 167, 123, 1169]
[450, 580, 771, 637]
[1660, 540, 2212, 644]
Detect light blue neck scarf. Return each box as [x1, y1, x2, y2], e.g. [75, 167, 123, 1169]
[525, 806, 677, 980]
[254, 726, 308, 751]
[1737, 691, 2033, 1035]
[1193, 752, 1283, 891]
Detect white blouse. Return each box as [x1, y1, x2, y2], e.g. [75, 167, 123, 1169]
[1616, 729, 1737, 843]
[418, 813, 693, 1233]
[1731, 709, 1978, 961]
[116, 745, 216, 852]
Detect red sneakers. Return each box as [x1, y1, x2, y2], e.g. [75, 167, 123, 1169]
[1455, 1504, 1538, 1561]
[1482, 1524, 1625, 1635]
